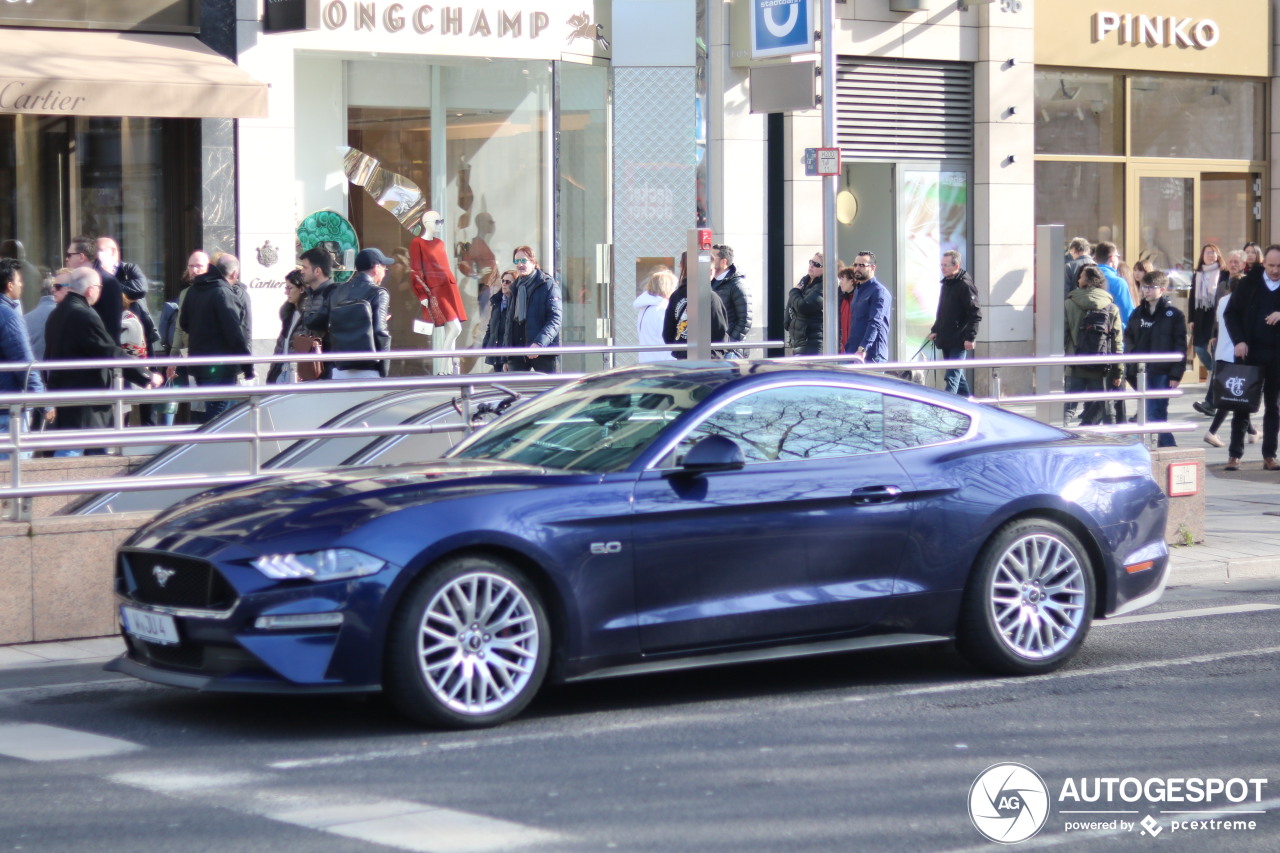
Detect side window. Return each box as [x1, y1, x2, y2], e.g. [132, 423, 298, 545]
[883, 395, 971, 449]
[674, 385, 885, 464]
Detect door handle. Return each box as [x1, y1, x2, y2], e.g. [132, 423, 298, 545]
[849, 485, 903, 505]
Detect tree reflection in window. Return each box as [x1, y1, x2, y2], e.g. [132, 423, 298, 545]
[686, 385, 884, 463]
[884, 396, 970, 449]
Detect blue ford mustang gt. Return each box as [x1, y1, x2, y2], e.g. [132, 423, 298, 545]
[107, 362, 1170, 728]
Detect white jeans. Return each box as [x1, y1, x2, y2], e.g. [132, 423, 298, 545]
[331, 368, 380, 380]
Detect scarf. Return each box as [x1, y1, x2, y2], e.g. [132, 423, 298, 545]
[512, 273, 533, 324]
[1195, 263, 1219, 310]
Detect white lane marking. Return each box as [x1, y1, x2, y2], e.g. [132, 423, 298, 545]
[265, 797, 563, 853]
[0, 723, 144, 761]
[1096, 603, 1280, 627]
[111, 772, 566, 853]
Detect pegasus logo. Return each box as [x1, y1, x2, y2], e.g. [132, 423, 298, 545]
[152, 566, 176, 587]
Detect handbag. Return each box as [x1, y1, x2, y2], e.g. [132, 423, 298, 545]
[1212, 360, 1263, 413]
[290, 332, 323, 381]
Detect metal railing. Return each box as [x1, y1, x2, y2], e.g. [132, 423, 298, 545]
[1, 345, 1189, 521]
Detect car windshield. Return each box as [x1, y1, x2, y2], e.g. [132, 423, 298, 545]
[449, 374, 710, 472]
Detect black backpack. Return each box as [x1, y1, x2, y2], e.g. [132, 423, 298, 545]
[329, 297, 374, 353]
[1075, 306, 1114, 362]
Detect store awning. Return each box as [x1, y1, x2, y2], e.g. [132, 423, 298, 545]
[0, 30, 267, 119]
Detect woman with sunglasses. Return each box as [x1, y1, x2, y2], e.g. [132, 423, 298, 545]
[506, 246, 562, 372]
[267, 270, 307, 384]
[482, 269, 518, 371]
[786, 253, 825, 355]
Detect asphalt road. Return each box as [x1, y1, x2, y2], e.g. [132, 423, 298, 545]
[1, 578, 1278, 853]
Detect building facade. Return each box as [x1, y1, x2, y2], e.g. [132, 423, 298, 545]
[0, 0, 265, 311]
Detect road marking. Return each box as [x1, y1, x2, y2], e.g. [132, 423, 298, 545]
[0, 723, 144, 761]
[111, 771, 566, 853]
[1096, 603, 1280, 627]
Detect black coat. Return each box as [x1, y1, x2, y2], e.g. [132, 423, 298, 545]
[1222, 265, 1280, 361]
[45, 292, 152, 430]
[711, 265, 752, 344]
[662, 281, 728, 359]
[930, 269, 982, 351]
[482, 289, 511, 368]
[1124, 297, 1187, 382]
[179, 269, 254, 381]
[91, 262, 124, 344]
[786, 275, 823, 354]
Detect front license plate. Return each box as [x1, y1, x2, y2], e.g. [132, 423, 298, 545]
[121, 606, 179, 646]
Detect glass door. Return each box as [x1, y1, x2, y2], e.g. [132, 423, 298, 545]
[1201, 173, 1261, 258]
[1131, 171, 1195, 289]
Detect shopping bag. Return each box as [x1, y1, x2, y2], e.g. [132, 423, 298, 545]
[1212, 360, 1263, 413]
[291, 332, 323, 381]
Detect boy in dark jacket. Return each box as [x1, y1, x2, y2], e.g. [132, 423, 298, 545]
[1124, 270, 1187, 447]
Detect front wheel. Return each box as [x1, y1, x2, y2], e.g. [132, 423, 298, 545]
[958, 518, 1095, 675]
[385, 555, 551, 728]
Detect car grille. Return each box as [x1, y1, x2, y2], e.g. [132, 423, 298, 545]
[118, 550, 236, 610]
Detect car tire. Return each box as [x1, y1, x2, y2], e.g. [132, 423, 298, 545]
[385, 555, 551, 728]
[957, 518, 1095, 676]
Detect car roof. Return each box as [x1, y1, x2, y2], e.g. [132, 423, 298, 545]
[594, 359, 932, 394]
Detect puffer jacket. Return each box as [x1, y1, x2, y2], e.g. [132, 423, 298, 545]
[711, 265, 752, 349]
[930, 269, 981, 351]
[786, 275, 823, 354]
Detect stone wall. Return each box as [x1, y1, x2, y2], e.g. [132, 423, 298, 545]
[0, 512, 156, 645]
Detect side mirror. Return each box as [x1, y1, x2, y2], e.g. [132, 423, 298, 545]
[677, 434, 745, 474]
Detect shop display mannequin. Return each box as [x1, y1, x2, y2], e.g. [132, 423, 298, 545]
[410, 210, 467, 374]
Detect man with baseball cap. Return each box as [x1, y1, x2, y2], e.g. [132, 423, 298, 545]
[301, 246, 393, 379]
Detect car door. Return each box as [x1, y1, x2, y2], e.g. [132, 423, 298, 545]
[630, 382, 917, 653]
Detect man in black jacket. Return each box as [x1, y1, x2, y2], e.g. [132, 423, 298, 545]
[64, 235, 124, 344]
[710, 244, 752, 357]
[179, 254, 253, 423]
[928, 250, 982, 395]
[303, 247, 393, 379]
[1223, 245, 1280, 469]
[1124, 270, 1186, 448]
[45, 267, 159, 454]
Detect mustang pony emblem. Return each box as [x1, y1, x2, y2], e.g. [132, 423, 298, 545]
[152, 566, 176, 587]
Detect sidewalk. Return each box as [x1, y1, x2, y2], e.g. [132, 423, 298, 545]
[1, 380, 1276, 672]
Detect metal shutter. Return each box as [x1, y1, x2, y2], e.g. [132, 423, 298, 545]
[835, 59, 973, 161]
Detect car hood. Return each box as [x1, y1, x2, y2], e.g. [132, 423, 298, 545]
[130, 458, 568, 549]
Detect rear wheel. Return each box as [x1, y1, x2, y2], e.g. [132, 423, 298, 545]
[385, 555, 551, 728]
[958, 518, 1095, 675]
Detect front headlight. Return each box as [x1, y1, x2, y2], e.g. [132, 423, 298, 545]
[252, 548, 386, 582]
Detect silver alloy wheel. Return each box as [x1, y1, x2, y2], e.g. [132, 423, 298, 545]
[417, 571, 541, 715]
[987, 532, 1088, 660]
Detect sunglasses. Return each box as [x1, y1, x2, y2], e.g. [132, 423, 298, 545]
[513, 258, 531, 266]
[64, 251, 83, 259]
[809, 260, 822, 267]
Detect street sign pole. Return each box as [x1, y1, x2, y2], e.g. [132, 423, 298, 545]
[821, 0, 838, 355]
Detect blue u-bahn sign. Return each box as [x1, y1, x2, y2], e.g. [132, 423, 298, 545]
[751, 0, 815, 59]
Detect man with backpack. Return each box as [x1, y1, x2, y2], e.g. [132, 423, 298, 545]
[1065, 265, 1124, 426]
[303, 247, 392, 379]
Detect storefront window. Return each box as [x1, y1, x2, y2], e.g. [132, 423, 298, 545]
[297, 53, 614, 374]
[1034, 71, 1123, 156]
[0, 115, 194, 314]
[1130, 76, 1264, 161]
[558, 62, 610, 372]
[1035, 161, 1125, 249]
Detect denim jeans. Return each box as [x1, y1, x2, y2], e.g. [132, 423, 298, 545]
[1145, 374, 1176, 447]
[939, 347, 971, 396]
